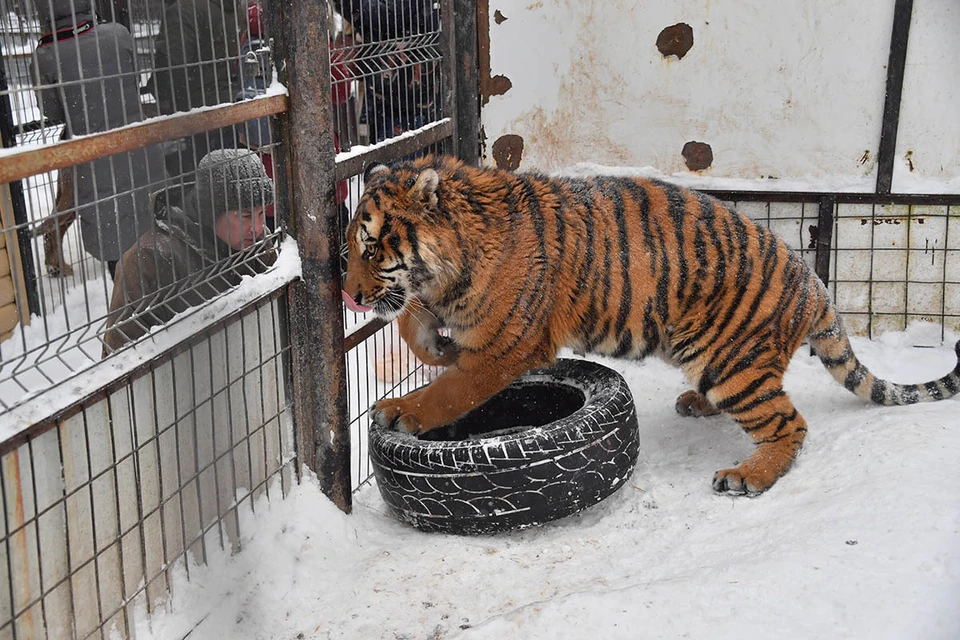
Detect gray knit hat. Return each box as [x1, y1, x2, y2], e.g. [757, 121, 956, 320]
[195, 149, 274, 219]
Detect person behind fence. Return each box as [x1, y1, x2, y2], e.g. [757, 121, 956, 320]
[150, 0, 239, 177]
[102, 149, 275, 353]
[31, 0, 166, 279]
[343, 0, 441, 143]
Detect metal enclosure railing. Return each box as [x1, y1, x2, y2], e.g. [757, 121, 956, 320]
[0, 0, 478, 636]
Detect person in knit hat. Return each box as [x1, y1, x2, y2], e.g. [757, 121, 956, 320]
[102, 149, 275, 353]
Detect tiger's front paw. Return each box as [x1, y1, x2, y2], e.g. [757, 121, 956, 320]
[371, 398, 425, 434]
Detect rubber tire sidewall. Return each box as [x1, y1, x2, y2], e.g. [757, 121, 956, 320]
[369, 359, 640, 535]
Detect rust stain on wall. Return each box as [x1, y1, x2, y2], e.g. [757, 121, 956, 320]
[492, 134, 524, 171]
[478, 0, 513, 106]
[501, 4, 634, 170]
[656, 23, 694, 59]
[682, 141, 713, 171]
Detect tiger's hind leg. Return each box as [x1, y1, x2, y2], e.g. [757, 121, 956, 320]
[708, 373, 807, 495]
[675, 390, 721, 417]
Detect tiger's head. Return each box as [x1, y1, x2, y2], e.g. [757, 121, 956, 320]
[343, 162, 453, 320]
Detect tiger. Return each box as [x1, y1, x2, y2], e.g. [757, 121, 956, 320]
[342, 155, 960, 495]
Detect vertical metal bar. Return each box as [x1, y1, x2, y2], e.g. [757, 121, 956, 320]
[167, 365, 193, 579]
[227, 320, 244, 546]
[453, 0, 480, 165]
[54, 425, 78, 640]
[814, 196, 836, 287]
[275, 293, 293, 497]
[147, 369, 171, 608]
[102, 398, 130, 638]
[207, 341, 225, 551]
[903, 204, 912, 330]
[126, 382, 152, 617]
[875, 0, 913, 195]
[940, 205, 951, 341]
[868, 204, 878, 339]
[439, 0, 459, 157]
[276, 0, 352, 512]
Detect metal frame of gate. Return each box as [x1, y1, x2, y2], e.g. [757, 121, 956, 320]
[0, 0, 478, 635]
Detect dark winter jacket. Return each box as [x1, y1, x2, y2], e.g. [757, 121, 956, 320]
[153, 0, 240, 115]
[102, 189, 275, 353]
[31, 0, 166, 261]
[150, 0, 239, 174]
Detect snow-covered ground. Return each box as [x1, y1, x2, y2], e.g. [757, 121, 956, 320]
[132, 322, 960, 640]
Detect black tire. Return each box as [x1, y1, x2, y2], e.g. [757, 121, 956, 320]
[369, 359, 640, 535]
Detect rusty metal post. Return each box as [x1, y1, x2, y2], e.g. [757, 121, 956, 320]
[273, 0, 352, 512]
[439, 0, 459, 157]
[453, 0, 480, 165]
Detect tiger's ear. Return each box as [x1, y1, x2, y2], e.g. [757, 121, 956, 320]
[363, 163, 389, 182]
[409, 168, 439, 208]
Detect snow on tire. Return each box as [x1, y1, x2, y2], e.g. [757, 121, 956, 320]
[369, 359, 640, 535]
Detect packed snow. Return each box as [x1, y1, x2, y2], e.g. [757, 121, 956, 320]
[131, 321, 960, 640]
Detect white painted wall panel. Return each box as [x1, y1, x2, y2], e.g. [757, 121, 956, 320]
[482, 0, 959, 192]
[893, 1, 960, 193]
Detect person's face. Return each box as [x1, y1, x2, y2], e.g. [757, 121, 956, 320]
[214, 206, 266, 250]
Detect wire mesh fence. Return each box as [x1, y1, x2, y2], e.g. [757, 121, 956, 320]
[722, 198, 960, 339]
[328, 0, 443, 152]
[1, 0, 955, 635]
[0, 0, 285, 415]
[831, 202, 959, 338]
[323, 0, 451, 489]
[0, 292, 294, 639]
[0, 0, 458, 633]
[0, 0, 299, 637]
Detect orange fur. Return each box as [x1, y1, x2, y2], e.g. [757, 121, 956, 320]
[343, 156, 960, 495]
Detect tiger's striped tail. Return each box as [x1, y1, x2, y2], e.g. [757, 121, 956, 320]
[809, 307, 960, 405]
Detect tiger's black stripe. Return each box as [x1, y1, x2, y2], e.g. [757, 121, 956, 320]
[344, 156, 960, 497]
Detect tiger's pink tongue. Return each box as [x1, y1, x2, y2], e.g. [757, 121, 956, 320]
[342, 290, 373, 313]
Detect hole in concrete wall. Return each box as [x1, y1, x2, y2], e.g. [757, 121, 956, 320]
[494, 10, 507, 24]
[493, 134, 524, 171]
[656, 23, 694, 59]
[682, 141, 713, 171]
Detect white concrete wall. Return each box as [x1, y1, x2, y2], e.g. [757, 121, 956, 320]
[481, 0, 959, 193]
